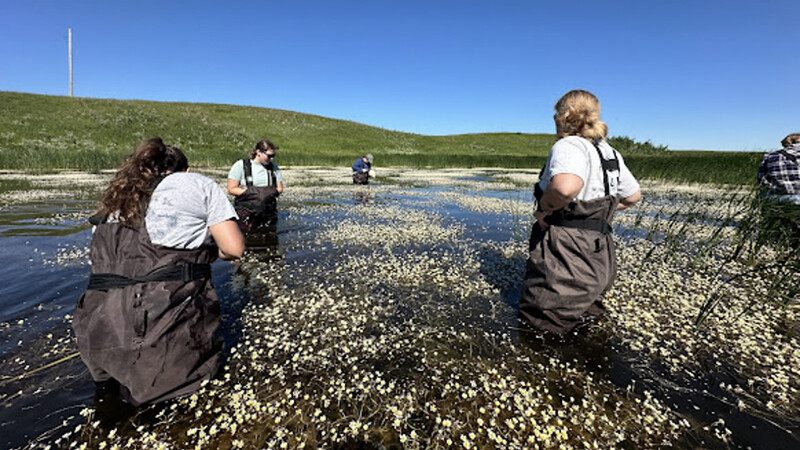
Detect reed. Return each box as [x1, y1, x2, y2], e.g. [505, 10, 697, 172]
[629, 186, 799, 325]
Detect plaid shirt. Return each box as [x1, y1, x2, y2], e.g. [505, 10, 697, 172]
[758, 144, 800, 196]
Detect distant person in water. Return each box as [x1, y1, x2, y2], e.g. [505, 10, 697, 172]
[352, 153, 374, 185]
[756, 133, 800, 244]
[73, 137, 244, 406]
[519, 90, 641, 334]
[227, 139, 285, 232]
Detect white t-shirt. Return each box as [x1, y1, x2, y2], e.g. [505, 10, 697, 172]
[145, 172, 237, 249]
[538, 136, 639, 202]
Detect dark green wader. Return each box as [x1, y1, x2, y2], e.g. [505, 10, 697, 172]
[73, 219, 221, 406]
[519, 144, 621, 334]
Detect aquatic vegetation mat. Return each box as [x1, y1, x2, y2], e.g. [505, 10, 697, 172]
[0, 168, 797, 449]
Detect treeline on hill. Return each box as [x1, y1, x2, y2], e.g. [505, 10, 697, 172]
[0, 92, 762, 184]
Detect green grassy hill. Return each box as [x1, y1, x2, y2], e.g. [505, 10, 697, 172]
[0, 91, 761, 184]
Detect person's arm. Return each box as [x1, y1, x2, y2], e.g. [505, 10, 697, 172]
[617, 190, 642, 210]
[227, 178, 247, 196]
[276, 181, 284, 194]
[209, 219, 244, 260]
[534, 173, 583, 229]
[539, 173, 583, 212]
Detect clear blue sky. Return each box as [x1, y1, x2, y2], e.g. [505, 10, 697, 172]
[1, 1, 798, 151]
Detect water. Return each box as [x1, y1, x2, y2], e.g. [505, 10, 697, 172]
[0, 169, 797, 449]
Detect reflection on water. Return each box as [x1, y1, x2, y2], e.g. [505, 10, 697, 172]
[0, 169, 796, 449]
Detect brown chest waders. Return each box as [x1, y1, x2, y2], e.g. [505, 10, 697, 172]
[520, 143, 621, 334]
[73, 177, 221, 406]
[234, 158, 279, 232]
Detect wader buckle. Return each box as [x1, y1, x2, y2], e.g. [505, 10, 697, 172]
[181, 262, 212, 283]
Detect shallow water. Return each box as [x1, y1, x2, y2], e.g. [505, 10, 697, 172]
[0, 168, 797, 449]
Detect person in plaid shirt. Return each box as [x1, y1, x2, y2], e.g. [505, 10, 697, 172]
[758, 133, 800, 204]
[757, 133, 799, 245]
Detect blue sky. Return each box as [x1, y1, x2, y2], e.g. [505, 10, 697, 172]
[1, 0, 798, 151]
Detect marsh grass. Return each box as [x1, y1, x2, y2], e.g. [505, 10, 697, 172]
[626, 186, 799, 326]
[1, 92, 759, 184]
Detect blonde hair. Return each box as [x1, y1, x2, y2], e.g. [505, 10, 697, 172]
[553, 90, 608, 142]
[781, 133, 800, 147]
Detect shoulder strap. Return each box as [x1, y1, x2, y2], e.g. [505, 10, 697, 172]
[592, 141, 619, 197]
[243, 158, 254, 187]
[88, 211, 107, 226]
[263, 161, 275, 187]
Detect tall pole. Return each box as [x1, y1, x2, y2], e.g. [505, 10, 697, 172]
[68, 28, 73, 97]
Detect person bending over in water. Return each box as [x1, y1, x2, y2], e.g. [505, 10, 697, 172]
[73, 137, 244, 406]
[227, 139, 285, 232]
[519, 90, 641, 334]
[352, 153, 374, 185]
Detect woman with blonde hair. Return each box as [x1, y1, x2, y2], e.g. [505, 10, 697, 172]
[519, 90, 641, 334]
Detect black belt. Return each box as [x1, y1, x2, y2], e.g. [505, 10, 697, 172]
[87, 263, 212, 290]
[545, 216, 612, 234]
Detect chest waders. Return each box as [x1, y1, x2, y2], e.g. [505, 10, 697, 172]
[234, 158, 279, 232]
[520, 143, 621, 334]
[353, 171, 370, 185]
[72, 176, 221, 406]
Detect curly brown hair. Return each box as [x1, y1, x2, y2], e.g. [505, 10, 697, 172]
[98, 137, 187, 226]
[553, 90, 608, 142]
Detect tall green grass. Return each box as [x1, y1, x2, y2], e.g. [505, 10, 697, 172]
[0, 91, 761, 184]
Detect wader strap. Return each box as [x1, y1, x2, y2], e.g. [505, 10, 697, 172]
[88, 212, 107, 226]
[592, 142, 620, 196]
[265, 161, 275, 187]
[545, 215, 612, 234]
[243, 158, 254, 187]
[243, 159, 276, 187]
[87, 262, 212, 290]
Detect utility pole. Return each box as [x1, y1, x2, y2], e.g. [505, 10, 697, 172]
[68, 28, 73, 97]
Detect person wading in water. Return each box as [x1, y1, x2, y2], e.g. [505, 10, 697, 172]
[73, 138, 244, 406]
[519, 90, 642, 334]
[227, 139, 285, 232]
[756, 133, 800, 246]
[352, 153, 374, 185]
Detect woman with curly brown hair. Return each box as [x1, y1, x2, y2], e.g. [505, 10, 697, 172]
[519, 90, 641, 334]
[73, 137, 244, 406]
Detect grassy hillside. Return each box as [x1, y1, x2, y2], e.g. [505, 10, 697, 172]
[0, 91, 761, 184]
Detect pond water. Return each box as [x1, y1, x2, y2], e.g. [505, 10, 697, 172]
[0, 168, 797, 449]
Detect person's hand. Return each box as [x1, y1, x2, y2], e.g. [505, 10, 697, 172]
[363, 168, 368, 173]
[534, 210, 550, 230]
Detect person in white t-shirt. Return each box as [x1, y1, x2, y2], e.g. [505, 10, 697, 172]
[73, 138, 244, 406]
[520, 90, 642, 334]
